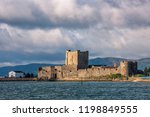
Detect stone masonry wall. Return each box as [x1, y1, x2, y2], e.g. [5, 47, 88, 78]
[78, 67, 119, 78]
[119, 61, 137, 77]
[55, 66, 119, 81]
[65, 50, 88, 69]
[38, 65, 120, 81]
[38, 66, 53, 80]
[65, 50, 78, 66]
[78, 51, 88, 69]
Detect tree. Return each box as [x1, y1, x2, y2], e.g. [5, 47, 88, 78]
[148, 67, 150, 76]
[25, 73, 31, 78]
[30, 73, 34, 78]
[144, 67, 150, 76]
[144, 67, 148, 76]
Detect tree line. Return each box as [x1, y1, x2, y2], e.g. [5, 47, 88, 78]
[24, 73, 36, 78]
[144, 67, 150, 76]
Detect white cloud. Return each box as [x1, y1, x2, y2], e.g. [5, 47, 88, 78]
[0, 0, 35, 22]
[37, 0, 93, 20]
[0, 24, 74, 54]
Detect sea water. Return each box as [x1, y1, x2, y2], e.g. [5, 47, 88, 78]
[0, 81, 150, 100]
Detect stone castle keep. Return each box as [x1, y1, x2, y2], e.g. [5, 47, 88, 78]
[38, 50, 138, 81]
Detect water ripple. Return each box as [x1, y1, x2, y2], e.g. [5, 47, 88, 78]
[0, 81, 150, 100]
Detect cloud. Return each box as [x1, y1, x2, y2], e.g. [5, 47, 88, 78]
[0, 0, 96, 29]
[0, 0, 150, 29]
[66, 25, 150, 59]
[0, 24, 74, 53]
[0, 0, 150, 66]
[105, 0, 150, 28]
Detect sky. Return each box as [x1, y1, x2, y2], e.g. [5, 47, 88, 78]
[0, 0, 150, 67]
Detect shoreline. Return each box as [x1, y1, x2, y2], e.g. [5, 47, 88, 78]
[0, 78, 37, 81]
[0, 77, 150, 82]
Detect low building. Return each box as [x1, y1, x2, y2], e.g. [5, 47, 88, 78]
[8, 71, 25, 78]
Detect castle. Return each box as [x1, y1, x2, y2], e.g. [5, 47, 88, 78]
[38, 50, 138, 81]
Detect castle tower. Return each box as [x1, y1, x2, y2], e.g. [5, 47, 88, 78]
[120, 61, 129, 77]
[65, 50, 89, 69]
[119, 61, 137, 77]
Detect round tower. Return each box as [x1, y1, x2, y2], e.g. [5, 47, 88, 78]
[120, 61, 129, 77]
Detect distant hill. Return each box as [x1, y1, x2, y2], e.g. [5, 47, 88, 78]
[89, 57, 128, 66]
[137, 58, 150, 70]
[89, 57, 150, 70]
[0, 58, 150, 76]
[0, 63, 60, 76]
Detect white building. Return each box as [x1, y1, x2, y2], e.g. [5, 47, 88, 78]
[8, 71, 25, 78]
